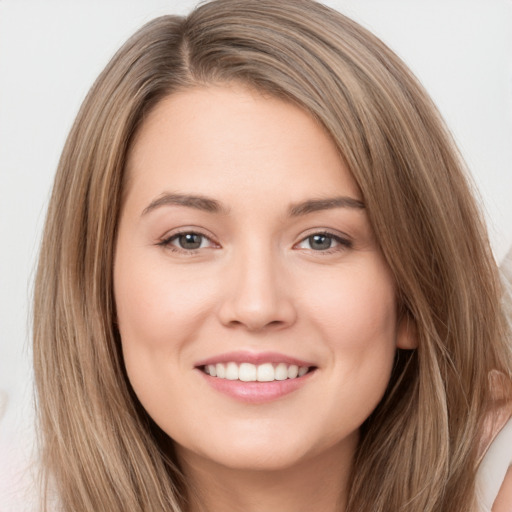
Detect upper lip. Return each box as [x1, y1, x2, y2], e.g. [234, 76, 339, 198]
[195, 351, 316, 368]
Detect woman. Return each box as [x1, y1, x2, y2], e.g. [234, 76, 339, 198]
[33, 0, 512, 510]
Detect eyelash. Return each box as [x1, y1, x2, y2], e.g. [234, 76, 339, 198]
[295, 231, 352, 254]
[157, 230, 352, 255]
[158, 229, 218, 254]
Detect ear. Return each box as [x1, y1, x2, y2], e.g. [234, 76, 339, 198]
[396, 313, 418, 349]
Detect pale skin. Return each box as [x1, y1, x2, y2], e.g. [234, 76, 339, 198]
[114, 83, 417, 512]
[493, 467, 512, 511]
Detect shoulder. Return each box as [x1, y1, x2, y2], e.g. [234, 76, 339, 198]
[476, 403, 512, 511]
[492, 465, 512, 512]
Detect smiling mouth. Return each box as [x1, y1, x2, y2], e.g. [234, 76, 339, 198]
[201, 362, 315, 382]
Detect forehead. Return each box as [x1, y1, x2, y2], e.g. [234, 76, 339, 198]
[124, 84, 361, 212]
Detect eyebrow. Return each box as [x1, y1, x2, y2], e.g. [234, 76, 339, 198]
[141, 192, 365, 217]
[142, 193, 230, 216]
[288, 196, 365, 216]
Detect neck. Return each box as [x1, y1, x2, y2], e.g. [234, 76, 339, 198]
[178, 435, 356, 512]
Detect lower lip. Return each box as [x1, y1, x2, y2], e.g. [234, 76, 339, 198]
[197, 369, 315, 404]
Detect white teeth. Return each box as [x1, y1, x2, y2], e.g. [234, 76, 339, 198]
[239, 363, 257, 382]
[216, 363, 226, 379]
[275, 363, 288, 381]
[204, 362, 312, 381]
[257, 363, 275, 382]
[226, 362, 238, 380]
[287, 365, 299, 379]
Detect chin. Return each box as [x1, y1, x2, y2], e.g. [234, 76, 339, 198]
[174, 424, 357, 474]
[187, 443, 311, 473]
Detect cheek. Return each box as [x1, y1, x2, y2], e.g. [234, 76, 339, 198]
[114, 253, 217, 352]
[113, 250, 219, 421]
[306, 261, 397, 348]
[303, 262, 398, 409]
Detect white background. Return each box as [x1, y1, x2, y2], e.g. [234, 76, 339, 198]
[0, 1, 511, 509]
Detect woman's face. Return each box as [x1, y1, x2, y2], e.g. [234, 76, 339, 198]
[114, 84, 414, 472]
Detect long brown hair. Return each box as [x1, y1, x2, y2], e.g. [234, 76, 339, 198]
[33, 0, 512, 510]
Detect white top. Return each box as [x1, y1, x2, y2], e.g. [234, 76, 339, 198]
[476, 417, 512, 511]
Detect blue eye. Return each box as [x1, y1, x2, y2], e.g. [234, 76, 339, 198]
[307, 234, 334, 250]
[296, 232, 351, 252]
[159, 231, 215, 252]
[173, 233, 205, 250]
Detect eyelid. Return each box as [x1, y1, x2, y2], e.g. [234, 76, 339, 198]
[157, 227, 220, 252]
[293, 229, 353, 252]
[156, 227, 352, 254]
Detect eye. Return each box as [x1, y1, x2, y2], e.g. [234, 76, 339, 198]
[173, 232, 207, 250]
[295, 232, 351, 252]
[158, 230, 218, 253]
[305, 234, 334, 251]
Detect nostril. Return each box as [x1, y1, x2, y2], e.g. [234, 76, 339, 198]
[217, 274, 297, 331]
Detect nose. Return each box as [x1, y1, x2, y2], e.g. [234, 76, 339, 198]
[217, 246, 297, 332]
